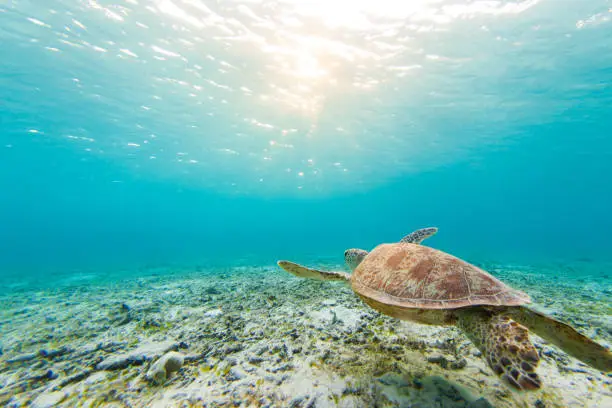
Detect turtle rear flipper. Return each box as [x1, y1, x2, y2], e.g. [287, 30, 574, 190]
[457, 309, 542, 390]
[509, 307, 612, 372]
[277, 261, 350, 281]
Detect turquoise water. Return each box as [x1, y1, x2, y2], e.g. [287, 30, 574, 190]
[1, 2, 612, 407]
[1, 1, 612, 275]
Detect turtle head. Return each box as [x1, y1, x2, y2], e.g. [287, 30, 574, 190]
[344, 248, 368, 272]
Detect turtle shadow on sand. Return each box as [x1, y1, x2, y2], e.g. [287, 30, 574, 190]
[277, 227, 612, 391]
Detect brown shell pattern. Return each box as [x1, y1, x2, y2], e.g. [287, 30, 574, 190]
[351, 243, 531, 309]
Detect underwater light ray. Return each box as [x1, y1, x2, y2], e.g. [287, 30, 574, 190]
[5, 0, 607, 197]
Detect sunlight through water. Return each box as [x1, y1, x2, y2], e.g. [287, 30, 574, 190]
[1, 0, 611, 196]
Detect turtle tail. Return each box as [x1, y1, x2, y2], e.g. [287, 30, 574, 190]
[507, 306, 612, 373]
[456, 309, 542, 390]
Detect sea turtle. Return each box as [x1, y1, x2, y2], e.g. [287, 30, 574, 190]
[277, 227, 612, 390]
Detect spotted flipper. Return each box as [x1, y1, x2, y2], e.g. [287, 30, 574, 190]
[400, 227, 438, 244]
[277, 261, 350, 281]
[457, 309, 542, 390]
[344, 249, 369, 271]
[508, 307, 612, 372]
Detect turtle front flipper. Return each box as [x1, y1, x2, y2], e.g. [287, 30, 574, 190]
[508, 306, 612, 372]
[456, 309, 542, 390]
[277, 261, 350, 281]
[400, 227, 438, 244]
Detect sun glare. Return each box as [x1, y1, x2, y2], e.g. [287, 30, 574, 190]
[61, 0, 547, 194]
[286, 0, 436, 27]
[294, 54, 326, 79]
[149, 0, 540, 117]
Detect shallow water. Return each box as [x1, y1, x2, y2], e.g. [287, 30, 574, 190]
[1, 0, 612, 407]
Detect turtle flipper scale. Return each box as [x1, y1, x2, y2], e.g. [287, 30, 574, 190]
[457, 309, 542, 390]
[400, 227, 438, 244]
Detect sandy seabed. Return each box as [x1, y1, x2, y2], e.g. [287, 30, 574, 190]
[0, 262, 610, 407]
